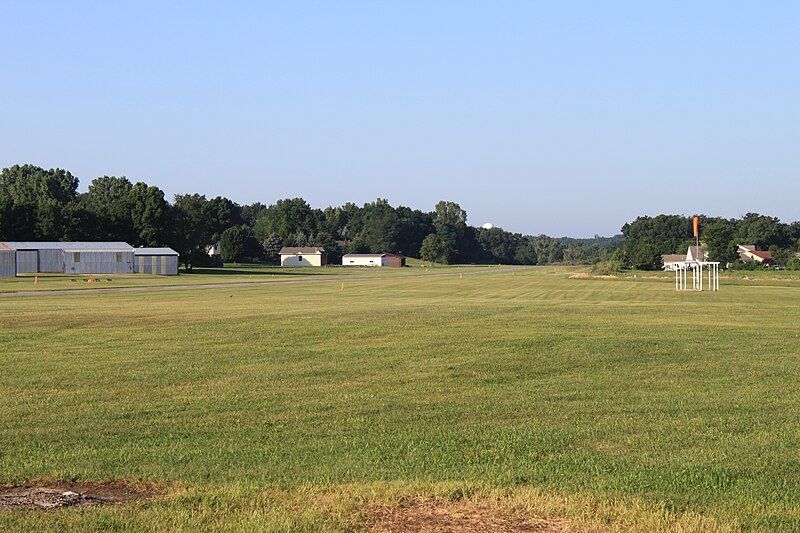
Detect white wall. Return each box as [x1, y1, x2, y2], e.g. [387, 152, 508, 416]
[281, 254, 323, 267]
[342, 256, 383, 266]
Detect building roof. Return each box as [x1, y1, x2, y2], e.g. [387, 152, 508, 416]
[737, 244, 773, 262]
[751, 250, 772, 260]
[134, 247, 179, 256]
[687, 245, 706, 259]
[279, 247, 324, 254]
[1, 241, 133, 251]
[342, 252, 405, 258]
[661, 254, 686, 263]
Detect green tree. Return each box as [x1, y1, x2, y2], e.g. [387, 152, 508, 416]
[253, 198, 317, 243]
[261, 234, 283, 263]
[220, 225, 249, 263]
[0, 164, 78, 240]
[431, 201, 469, 262]
[359, 199, 400, 252]
[621, 215, 693, 270]
[205, 196, 242, 243]
[434, 201, 467, 229]
[736, 213, 790, 249]
[240, 202, 267, 227]
[477, 227, 519, 263]
[514, 241, 538, 265]
[395, 206, 434, 258]
[130, 183, 171, 246]
[703, 219, 739, 263]
[172, 194, 212, 269]
[629, 240, 660, 270]
[60, 200, 99, 241]
[420, 233, 450, 263]
[83, 176, 137, 242]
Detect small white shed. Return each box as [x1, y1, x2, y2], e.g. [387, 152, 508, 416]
[279, 247, 327, 267]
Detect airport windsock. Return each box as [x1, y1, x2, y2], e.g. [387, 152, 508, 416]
[693, 216, 700, 238]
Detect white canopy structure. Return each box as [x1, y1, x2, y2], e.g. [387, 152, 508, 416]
[675, 261, 720, 291]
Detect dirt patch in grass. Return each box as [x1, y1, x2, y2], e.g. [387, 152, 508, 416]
[0, 481, 155, 511]
[367, 496, 578, 532]
[568, 273, 619, 280]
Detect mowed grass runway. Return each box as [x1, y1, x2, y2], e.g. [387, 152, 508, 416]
[1, 267, 799, 531]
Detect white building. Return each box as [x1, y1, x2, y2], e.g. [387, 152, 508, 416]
[279, 247, 327, 267]
[341, 253, 405, 268]
[686, 245, 708, 262]
[736, 244, 773, 265]
[661, 246, 710, 271]
[661, 254, 686, 271]
[206, 241, 221, 257]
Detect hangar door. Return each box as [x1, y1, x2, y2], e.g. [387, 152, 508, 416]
[16, 250, 39, 273]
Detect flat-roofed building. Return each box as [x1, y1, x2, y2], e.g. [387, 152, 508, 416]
[342, 252, 406, 267]
[0, 242, 179, 276]
[134, 247, 180, 275]
[2, 242, 135, 274]
[279, 247, 327, 267]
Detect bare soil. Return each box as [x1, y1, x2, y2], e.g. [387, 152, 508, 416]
[367, 497, 577, 532]
[0, 481, 154, 511]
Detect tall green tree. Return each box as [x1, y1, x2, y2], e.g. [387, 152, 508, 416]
[253, 198, 317, 243]
[172, 194, 212, 269]
[359, 199, 400, 253]
[240, 202, 267, 227]
[395, 206, 434, 258]
[130, 183, 171, 246]
[477, 227, 519, 263]
[432, 200, 468, 262]
[703, 218, 739, 263]
[83, 176, 137, 242]
[260, 233, 283, 263]
[220, 225, 249, 263]
[420, 234, 449, 263]
[736, 213, 790, 249]
[205, 196, 242, 243]
[0, 164, 78, 240]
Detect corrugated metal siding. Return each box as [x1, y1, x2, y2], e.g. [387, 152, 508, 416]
[164, 255, 178, 275]
[64, 251, 134, 274]
[16, 250, 38, 273]
[38, 249, 64, 273]
[133, 254, 178, 275]
[0, 251, 15, 277]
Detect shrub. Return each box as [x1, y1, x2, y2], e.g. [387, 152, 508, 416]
[728, 261, 762, 271]
[786, 258, 800, 271]
[592, 259, 623, 275]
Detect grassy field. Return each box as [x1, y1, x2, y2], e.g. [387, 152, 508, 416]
[1, 267, 799, 531]
[0, 263, 469, 294]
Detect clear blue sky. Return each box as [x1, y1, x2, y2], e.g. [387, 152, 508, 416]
[1, 1, 797, 236]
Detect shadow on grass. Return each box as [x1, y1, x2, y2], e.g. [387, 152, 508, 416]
[180, 267, 336, 277]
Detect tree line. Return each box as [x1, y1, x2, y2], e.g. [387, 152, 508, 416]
[6, 164, 793, 271]
[0, 164, 621, 268]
